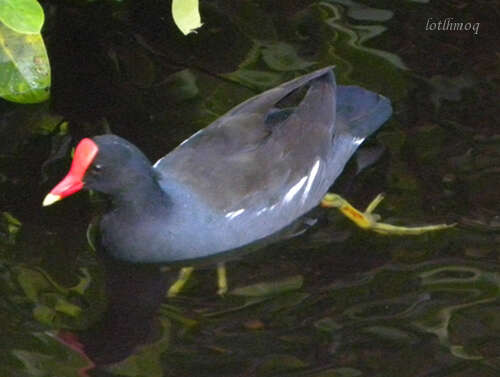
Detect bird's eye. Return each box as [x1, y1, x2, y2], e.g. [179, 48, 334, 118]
[92, 164, 103, 173]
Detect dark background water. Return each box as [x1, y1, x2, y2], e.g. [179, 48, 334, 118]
[1, 0, 499, 376]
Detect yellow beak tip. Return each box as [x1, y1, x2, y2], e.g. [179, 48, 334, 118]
[42, 193, 61, 207]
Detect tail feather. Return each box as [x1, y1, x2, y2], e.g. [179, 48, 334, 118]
[336, 85, 392, 139]
[225, 67, 336, 119]
[327, 85, 392, 184]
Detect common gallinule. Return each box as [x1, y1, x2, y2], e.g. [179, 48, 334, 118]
[43, 67, 452, 289]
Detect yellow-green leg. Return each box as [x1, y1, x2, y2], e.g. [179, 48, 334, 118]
[167, 193, 453, 298]
[167, 267, 194, 297]
[216, 263, 228, 296]
[321, 193, 455, 235]
[167, 263, 228, 297]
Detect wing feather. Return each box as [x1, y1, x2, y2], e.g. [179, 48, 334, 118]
[154, 68, 337, 213]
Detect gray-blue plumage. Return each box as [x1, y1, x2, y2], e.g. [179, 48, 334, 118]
[94, 67, 391, 263]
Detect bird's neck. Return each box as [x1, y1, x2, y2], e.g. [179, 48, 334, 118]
[111, 173, 171, 216]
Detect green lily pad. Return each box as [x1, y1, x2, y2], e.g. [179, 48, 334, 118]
[0, 0, 44, 34]
[0, 22, 50, 103]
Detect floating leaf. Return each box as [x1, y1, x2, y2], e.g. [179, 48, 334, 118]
[164, 69, 199, 102]
[243, 319, 265, 330]
[86, 221, 99, 252]
[17, 267, 51, 302]
[224, 69, 284, 91]
[54, 298, 82, 317]
[0, 0, 44, 34]
[314, 317, 343, 333]
[160, 304, 198, 328]
[171, 0, 202, 35]
[311, 367, 363, 377]
[261, 42, 315, 71]
[12, 337, 92, 376]
[0, 22, 50, 103]
[266, 291, 310, 312]
[1, 212, 21, 244]
[363, 325, 417, 344]
[334, 0, 393, 22]
[428, 73, 476, 109]
[33, 304, 56, 325]
[231, 275, 303, 297]
[256, 354, 308, 375]
[109, 318, 171, 377]
[69, 268, 92, 295]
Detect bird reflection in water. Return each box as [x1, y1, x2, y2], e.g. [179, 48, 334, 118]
[56, 252, 169, 374]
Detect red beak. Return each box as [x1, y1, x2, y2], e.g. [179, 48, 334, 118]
[43, 138, 99, 206]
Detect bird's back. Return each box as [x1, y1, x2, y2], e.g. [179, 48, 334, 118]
[151, 68, 391, 262]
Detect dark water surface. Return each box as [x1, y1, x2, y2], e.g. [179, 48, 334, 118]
[1, 1, 498, 376]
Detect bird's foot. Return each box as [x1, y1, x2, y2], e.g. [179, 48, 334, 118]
[321, 193, 455, 235]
